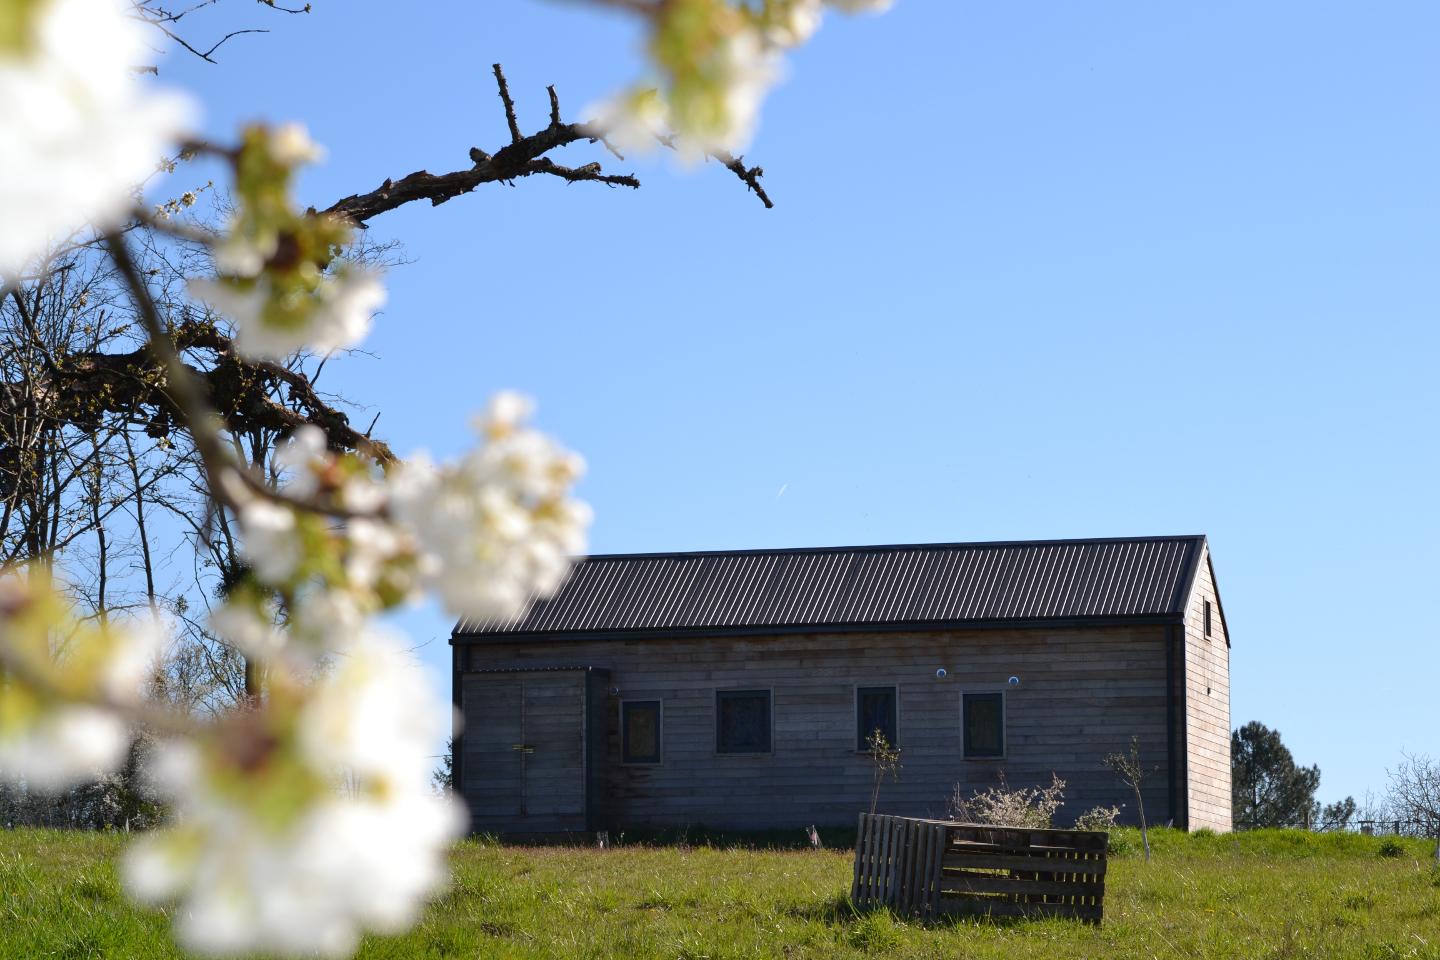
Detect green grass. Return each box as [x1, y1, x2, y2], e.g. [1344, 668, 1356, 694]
[2, 828, 1438, 958]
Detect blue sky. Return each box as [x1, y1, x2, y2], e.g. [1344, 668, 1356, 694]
[163, 1, 1438, 808]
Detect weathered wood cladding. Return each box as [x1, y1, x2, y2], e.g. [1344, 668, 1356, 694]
[457, 626, 1173, 832]
[1182, 546, 1232, 831]
[459, 667, 609, 834]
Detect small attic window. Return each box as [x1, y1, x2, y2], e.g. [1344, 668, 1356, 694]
[1204, 600, 1212, 638]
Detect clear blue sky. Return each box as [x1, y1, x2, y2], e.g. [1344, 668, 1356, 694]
[164, 1, 1438, 809]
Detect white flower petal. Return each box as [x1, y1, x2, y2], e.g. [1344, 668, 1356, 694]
[0, 0, 195, 277]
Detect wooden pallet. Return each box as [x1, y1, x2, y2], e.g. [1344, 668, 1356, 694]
[851, 814, 1107, 924]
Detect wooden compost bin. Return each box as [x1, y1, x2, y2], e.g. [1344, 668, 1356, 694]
[851, 813, 1108, 923]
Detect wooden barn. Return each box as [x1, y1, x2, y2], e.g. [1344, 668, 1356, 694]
[450, 535, 1231, 836]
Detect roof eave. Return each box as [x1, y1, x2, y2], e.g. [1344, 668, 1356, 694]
[450, 612, 1186, 645]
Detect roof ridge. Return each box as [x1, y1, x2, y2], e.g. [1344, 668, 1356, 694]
[576, 535, 1207, 563]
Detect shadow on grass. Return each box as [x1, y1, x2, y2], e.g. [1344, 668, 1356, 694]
[788, 889, 1071, 935]
[786, 890, 860, 925]
[466, 825, 863, 850]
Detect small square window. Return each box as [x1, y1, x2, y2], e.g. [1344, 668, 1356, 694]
[962, 692, 1004, 758]
[856, 686, 898, 752]
[1204, 600, 1212, 638]
[622, 700, 661, 764]
[716, 690, 771, 754]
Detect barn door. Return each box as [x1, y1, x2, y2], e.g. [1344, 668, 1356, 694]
[460, 674, 523, 819]
[461, 670, 589, 832]
[519, 677, 585, 819]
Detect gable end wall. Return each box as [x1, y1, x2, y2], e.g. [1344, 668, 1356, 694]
[1183, 546, 1232, 831]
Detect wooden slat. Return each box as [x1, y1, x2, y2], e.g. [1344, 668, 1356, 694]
[855, 815, 868, 905]
[851, 812, 867, 904]
[942, 851, 1107, 877]
[917, 821, 935, 917]
[941, 876, 1105, 898]
[893, 817, 906, 908]
[928, 823, 946, 917]
[885, 817, 901, 907]
[870, 815, 882, 905]
[875, 817, 891, 906]
[858, 815, 872, 906]
[912, 821, 927, 913]
[895, 819, 909, 911]
[945, 823, 1108, 852]
[904, 817, 915, 915]
[945, 839, 1109, 859]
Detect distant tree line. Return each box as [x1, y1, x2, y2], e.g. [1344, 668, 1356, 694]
[1232, 721, 1439, 859]
[1, 741, 163, 831]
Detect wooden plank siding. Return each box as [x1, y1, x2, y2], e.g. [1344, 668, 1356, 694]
[460, 670, 590, 834]
[457, 626, 1173, 832]
[1182, 545, 1232, 831]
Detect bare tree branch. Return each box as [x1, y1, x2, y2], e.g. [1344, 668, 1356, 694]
[324, 64, 772, 224]
[129, 0, 310, 64]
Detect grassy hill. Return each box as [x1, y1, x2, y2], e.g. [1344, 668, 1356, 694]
[1, 828, 1436, 958]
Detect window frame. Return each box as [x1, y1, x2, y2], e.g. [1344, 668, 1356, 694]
[853, 684, 900, 754]
[620, 698, 663, 765]
[714, 688, 774, 756]
[960, 689, 1007, 760]
[1204, 599, 1212, 638]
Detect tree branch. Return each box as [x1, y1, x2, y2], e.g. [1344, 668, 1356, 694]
[323, 64, 771, 225]
[0, 314, 394, 469]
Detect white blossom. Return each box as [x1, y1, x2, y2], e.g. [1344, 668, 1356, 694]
[188, 267, 386, 362]
[389, 394, 590, 622]
[342, 517, 406, 595]
[288, 587, 368, 653]
[208, 600, 286, 661]
[769, 0, 823, 46]
[274, 424, 329, 499]
[269, 122, 325, 166]
[588, 28, 781, 157]
[339, 472, 387, 513]
[0, 0, 194, 278]
[0, 705, 128, 791]
[238, 500, 303, 586]
[479, 390, 535, 435]
[0, 614, 164, 790]
[124, 631, 465, 958]
[210, 235, 267, 278]
[101, 608, 170, 700]
[586, 88, 670, 157]
[711, 30, 784, 154]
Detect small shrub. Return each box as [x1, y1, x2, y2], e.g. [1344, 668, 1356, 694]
[1377, 838, 1405, 858]
[1074, 805, 1121, 832]
[865, 730, 901, 816]
[947, 773, 1066, 828]
[1106, 830, 1136, 856]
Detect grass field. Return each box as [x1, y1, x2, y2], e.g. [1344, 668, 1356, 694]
[2, 827, 1438, 959]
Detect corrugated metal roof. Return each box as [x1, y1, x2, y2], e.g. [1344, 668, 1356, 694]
[453, 535, 1206, 639]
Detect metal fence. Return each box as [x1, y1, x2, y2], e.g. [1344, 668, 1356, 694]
[1233, 819, 1433, 836]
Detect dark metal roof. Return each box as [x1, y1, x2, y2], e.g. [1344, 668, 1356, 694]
[453, 535, 1208, 640]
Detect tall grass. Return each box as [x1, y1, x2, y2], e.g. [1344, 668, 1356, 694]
[1, 827, 1437, 959]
